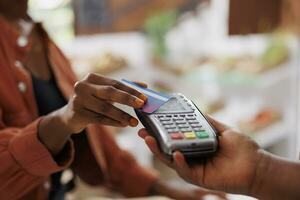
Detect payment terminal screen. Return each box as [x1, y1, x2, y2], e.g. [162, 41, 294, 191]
[156, 98, 186, 112]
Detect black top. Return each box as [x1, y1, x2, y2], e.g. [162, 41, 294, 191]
[31, 75, 66, 116]
[31, 75, 74, 200]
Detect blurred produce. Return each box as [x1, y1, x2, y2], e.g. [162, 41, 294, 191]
[238, 109, 281, 134]
[259, 35, 290, 69]
[213, 55, 265, 74]
[215, 37, 289, 74]
[70, 52, 128, 77]
[150, 31, 290, 77]
[93, 52, 128, 74]
[152, 58, 198, 76]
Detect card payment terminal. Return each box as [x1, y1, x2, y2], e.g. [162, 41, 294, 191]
[135, 93, 218, 159]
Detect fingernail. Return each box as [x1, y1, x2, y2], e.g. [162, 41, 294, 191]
[139, 94, 148, 102]
[130, 118, 139, 127]
[134, 98, 145, 108]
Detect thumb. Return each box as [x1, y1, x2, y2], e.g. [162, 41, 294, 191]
[205, 115, 230, 134]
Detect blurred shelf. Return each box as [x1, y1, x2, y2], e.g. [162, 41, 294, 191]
[217, 63, 293, 89]
[210, 63, 292, 88]
[258, 63, 293, 89]
[252, 120, 289, 148]
[212, 109, 289, 148]
[151, 59, 295, 93]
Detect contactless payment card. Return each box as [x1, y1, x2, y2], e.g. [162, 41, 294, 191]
[122, 79, 171, 114]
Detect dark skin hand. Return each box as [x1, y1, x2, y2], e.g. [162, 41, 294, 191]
[39, 73, 148, 155]
[1, 1, 148, 156]
[1, 2, 295, 199]
[139, 116, 261, 194]
[1, 4, 204, 199]
[138, 116, 300, 200]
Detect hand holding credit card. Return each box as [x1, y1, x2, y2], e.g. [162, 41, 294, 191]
[122, 79, 171, 113]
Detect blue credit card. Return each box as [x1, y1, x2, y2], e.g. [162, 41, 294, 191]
[122, 79, 171, 113]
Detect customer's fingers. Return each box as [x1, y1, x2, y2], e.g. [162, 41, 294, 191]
[85, 73, 147, 101]
[205, 115, 230, 134]
[82, 95, 138, 127]
[113, 81, 147, 101]
[76, 107, 127, 127]
[96, 115, 128, 127]
[92, 84, 145, 108]
[133, 81, 148, 88]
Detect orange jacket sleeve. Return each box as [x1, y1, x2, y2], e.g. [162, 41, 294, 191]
[0, 112, 74, 200]
[87, 125, 159, 197]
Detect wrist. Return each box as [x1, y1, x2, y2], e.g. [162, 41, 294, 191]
[56, 105, 86, 134]
[54, 107, 73, 134]
[249, 149, 272, 198]
[38, 110, 73, 156]
[48, 108, 74, 136]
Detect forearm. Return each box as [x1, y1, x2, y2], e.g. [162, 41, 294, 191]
[251, 151, 300, 200]
[38, 109, 73, 156]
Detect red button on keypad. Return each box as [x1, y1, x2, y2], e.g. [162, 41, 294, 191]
[170, 133, 184, 140]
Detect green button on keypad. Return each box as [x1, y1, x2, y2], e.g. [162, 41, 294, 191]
[196, 131, 209, 139]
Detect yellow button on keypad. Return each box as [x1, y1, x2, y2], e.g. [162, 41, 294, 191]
[184, 132, 196, 139]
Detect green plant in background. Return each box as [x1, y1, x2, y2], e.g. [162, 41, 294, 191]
[144, 10, 178, 59]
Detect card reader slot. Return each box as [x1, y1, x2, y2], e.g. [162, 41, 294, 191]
[179, 148, 215, 158]
[180, 147, 213, 153]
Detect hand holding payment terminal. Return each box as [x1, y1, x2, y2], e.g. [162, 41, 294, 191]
[121, 79, 218, 159]
[135, 93, 218, 159]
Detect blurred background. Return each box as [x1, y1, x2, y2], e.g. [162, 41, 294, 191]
[28, 0, 300, 199]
